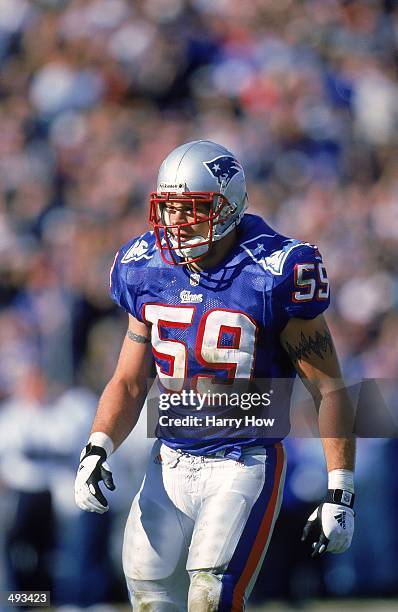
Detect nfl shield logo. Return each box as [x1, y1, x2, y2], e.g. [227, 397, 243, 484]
[190, 272, 200, 286]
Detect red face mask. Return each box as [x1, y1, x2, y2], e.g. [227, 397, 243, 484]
[149, 191, 231, 265]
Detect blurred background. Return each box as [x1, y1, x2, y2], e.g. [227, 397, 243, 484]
[0, 0, 398, 609]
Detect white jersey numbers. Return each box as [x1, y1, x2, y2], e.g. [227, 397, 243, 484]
[195, 309, 257, 393]
[143, 305, 195, 392]
[317, 263, 330, 299]
[293, 262, 330, 302]
[143, 305, 258, 392]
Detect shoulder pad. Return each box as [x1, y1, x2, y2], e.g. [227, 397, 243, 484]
[273, 242, 330, 321]
[241, 234, 315, 276]
[109, 231, 157, 320]
[118, 231, 157, 266]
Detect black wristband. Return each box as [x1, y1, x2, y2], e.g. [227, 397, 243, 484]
[82, 444, 107, 461]
[325, 488, 355, 509]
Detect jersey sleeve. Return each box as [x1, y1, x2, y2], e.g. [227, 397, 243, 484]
[273, 243, 330, 322]
[109, 248, 143, 322]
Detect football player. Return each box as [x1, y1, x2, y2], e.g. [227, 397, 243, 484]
[75, 140, 356, 611]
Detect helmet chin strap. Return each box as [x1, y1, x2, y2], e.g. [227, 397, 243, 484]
[169, 234, 210, 258]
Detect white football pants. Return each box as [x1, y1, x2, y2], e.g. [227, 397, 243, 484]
[123, 440, 286, 611]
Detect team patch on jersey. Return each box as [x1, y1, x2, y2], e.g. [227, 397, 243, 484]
[121, 238, 154, 263]
[241, 236, 313, 275]
[180, 289, 203, 303]
[190, 272, 201, 286]
[203, 155, 242, 188]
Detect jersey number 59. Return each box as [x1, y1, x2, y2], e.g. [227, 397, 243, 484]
[143, 305, 258, 393]
[293, 262, 329, 302]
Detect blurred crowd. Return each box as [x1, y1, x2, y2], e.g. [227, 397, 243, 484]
[0, 0, 398, 607]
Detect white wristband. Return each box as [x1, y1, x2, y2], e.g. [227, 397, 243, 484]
[88, 432, 114, 458]
[328, 469, 354, 493]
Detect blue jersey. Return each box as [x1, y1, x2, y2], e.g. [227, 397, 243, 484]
[110, 214, 330, 457]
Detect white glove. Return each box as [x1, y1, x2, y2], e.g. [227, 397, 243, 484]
[75, 435, 115, 513]
[301, 489, 355, 557]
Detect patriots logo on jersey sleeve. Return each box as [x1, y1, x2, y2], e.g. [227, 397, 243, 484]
[203, 155, 242, 188]
[241, 235, 312, 275]
[121, 238, 153, 263]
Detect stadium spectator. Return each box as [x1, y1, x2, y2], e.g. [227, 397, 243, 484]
[1, 0, 397, 604]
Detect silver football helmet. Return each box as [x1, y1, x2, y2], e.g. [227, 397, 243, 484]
[149, 140, 248, 264]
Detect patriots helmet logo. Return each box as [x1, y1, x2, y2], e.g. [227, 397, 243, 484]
[203, 155, 242, 189]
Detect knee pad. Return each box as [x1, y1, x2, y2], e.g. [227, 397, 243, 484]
[188, 571, 222, 612]
[126, 577, 181, 611]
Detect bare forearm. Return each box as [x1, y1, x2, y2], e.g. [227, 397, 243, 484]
[91, 377, 146, 451]
[318, 386, 356, 472]
[321, 436, 355, 472]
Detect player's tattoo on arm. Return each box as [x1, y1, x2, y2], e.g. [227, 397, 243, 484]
[284, 328, 333, 364]
[127, 330, 150, 344]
